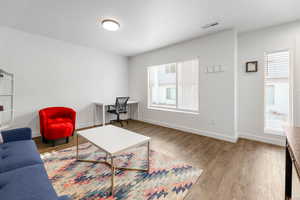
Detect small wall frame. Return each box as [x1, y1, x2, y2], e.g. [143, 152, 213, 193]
[246, 61, 258, 72]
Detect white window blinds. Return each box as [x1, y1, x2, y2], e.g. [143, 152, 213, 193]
[265, 51, 289, 79]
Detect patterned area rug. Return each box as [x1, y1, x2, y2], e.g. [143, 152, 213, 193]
[42, 142, 202, 200]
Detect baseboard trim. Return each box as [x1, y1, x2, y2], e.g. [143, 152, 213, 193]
[31, 119, 285, 146]
[140, 118, 238, 143]
[77, 121, 96, 129]
[239, 132, 285, 146]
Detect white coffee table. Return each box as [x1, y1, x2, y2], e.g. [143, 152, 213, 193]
[76, 125, 151, 196]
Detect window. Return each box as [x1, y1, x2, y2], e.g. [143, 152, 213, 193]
[148, 59, 199, 112]
[166, 88, 176, 100]
[265, 85, 275, 105]
[264, 50, 290, 132]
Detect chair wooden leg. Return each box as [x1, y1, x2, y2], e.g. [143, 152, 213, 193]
[52, 140, 56, 147]
[66, 137, 69, 144]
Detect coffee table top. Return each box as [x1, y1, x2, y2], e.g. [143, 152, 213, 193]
[76, 125, 150, 155]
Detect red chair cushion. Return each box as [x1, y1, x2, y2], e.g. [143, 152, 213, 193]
[47, 122, 73, 140]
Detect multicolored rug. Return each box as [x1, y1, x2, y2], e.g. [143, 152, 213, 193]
[41, 142, 202, 200]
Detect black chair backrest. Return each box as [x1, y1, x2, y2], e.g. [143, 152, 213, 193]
[115, 97, 129, 112]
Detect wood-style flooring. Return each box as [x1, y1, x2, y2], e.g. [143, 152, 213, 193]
[35, 120, 285, 200]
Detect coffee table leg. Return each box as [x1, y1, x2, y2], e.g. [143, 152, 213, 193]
[77, 140, 150, 196]
[147, 141, 150, 173]
[111, 156, 115, 196]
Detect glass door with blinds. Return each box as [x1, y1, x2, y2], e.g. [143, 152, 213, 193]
[264, 50, 290, 132]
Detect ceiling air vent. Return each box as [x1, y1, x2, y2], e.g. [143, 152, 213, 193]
[202, 22, 219, 29]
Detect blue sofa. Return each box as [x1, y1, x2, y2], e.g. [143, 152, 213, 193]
[0, 128, 70, 200]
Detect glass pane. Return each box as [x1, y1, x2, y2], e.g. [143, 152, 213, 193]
[265, 85, 275, 105]
[177, 59, 199, 111]
[166, 88, 176, 100]
[148, 63, 176, 107]
[264, 51, 289, 132]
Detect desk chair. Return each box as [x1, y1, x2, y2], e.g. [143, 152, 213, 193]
[107, 97, 130, 127]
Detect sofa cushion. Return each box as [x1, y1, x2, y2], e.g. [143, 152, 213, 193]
[0, 164, 58, 200]
[0, 140, 43, 173]
[1, 128, 32, 143]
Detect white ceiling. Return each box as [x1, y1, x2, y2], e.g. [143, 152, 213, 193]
[0, 0, 300, 56]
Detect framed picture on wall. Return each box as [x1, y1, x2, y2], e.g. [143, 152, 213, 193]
[246, 61, 258, 72]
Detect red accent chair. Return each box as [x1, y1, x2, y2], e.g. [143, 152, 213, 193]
[39, 107, 76, 146]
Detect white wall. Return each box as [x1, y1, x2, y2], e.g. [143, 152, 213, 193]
[238, 21, 300, 145]
[0, 26, 128, 137]
[129, 29, 238, 142]
[128, 22, 300, 146]
[2, 21, 299, 145]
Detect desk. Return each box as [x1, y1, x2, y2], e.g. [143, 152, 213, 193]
[94, 100, 139, 126]
[285, 127, 300, 200]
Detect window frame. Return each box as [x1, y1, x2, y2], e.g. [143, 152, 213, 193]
[147, 59, 200, 114]
[263, 49, 293, 134]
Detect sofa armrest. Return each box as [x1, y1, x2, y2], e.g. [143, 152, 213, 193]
[1, 127, 32, 143]
[57, 195, 71, 200]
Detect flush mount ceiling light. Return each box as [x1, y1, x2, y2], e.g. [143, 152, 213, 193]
[101, 19, 120, 31]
